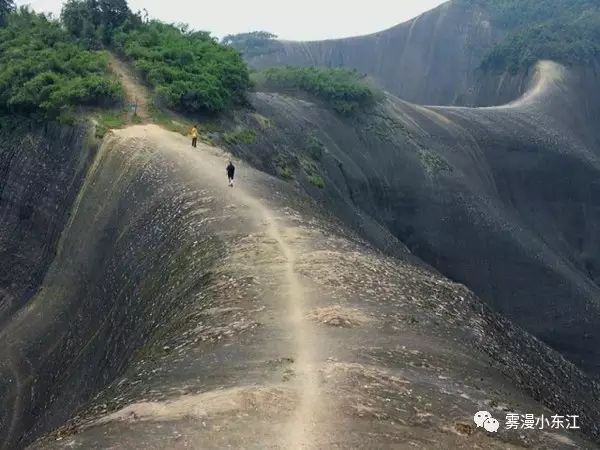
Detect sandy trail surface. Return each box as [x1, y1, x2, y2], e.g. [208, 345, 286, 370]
[108, 55, 151, 121]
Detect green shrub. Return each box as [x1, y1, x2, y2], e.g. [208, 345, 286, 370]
[309, 175, 325, 189]
[222, 31, 281, 58]
[278, 165, 293, 180]
[306, 134, 325, 160]
[0, 9, 122, 118]
[254, 66, 376, 115]
[113, 21, 250, 114]
[61, 0, 140, 47]
[223, 128, 256, 145]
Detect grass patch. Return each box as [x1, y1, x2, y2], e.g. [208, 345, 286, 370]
[300, 158, 325, 188]
[149, 103, 192, 135]
[274, 155, 295, 181]
[417, 149, 453, 175]
[300, 158, 319, 176]
[223, 128, 256, 145]
[309, 175, 325, 189]
[252, 113, 272, 129]
[94, 109, 127, 138]
[199, 122, 223, 134]
[278, 165, 293, 180]
[306, 134, 325, 160]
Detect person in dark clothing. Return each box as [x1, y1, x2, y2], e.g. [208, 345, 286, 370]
[226, 160, 235, 187]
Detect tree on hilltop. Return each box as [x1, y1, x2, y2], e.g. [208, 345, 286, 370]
[61, 0, 140, 45]
[0, 0, 15, 26]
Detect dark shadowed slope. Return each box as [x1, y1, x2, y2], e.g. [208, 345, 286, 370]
[243, 1, 511, 106]
[225, 60, 600, 376]
[0, 124, 96, 328]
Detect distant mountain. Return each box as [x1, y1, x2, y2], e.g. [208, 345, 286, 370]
[238, 1, 503, 106]
[233, 0, 600, 107]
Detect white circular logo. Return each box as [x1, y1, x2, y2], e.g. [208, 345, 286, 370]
[474, 411, 492, 428]
[483, 417, 500, 433]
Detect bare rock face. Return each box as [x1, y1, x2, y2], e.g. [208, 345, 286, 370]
[225, 61, 600, 378]
[0, 123, 95, 327]
[244, 1, 508, 106]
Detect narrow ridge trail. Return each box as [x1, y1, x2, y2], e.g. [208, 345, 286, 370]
[248, 196, 320, 449]
[115, 124, 324, 448]
[111, 55, 323, 446]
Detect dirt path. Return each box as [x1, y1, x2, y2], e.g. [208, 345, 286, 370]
[107, 54, 151, 121]
[114, 125, 323, 448]
[245, 194, 320, 449]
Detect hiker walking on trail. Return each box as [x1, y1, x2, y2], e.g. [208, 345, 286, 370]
[191, 125, 198, 148]
[227, 160, 235, 187]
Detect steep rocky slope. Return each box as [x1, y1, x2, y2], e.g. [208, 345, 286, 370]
[0, 123, 96, 328]
[243, 0, 513, 106]
[1, 124, 599, 448]
[224, 60, 600, 377]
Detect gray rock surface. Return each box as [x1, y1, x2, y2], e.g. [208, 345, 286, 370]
[0, 123, 95, 327]
[0, 125, 598, 448]
[225, 61, 600, 377]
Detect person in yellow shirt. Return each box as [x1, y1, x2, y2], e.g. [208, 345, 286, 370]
[191, 125, 198, 148]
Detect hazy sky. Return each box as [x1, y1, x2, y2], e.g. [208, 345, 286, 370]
[15, 0, 448, 40]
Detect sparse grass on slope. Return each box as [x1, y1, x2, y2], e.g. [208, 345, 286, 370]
[93, 109, 127, 138]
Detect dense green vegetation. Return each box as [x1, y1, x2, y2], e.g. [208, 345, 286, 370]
[0, 0, 251, 119]
[469, 0, 594, 29]
[112, 22, 250, 114]
[254, 67, 376, 115]
[60, 0, 250, 114]
[0, 9, 122, 118]
[61, 0, 140, 47]
[61, 0, 250, 113]
[462, 0, 600, 72]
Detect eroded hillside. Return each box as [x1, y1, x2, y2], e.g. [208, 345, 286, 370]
[0, 124, 598, 449]
[224, 60, 600, 378]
